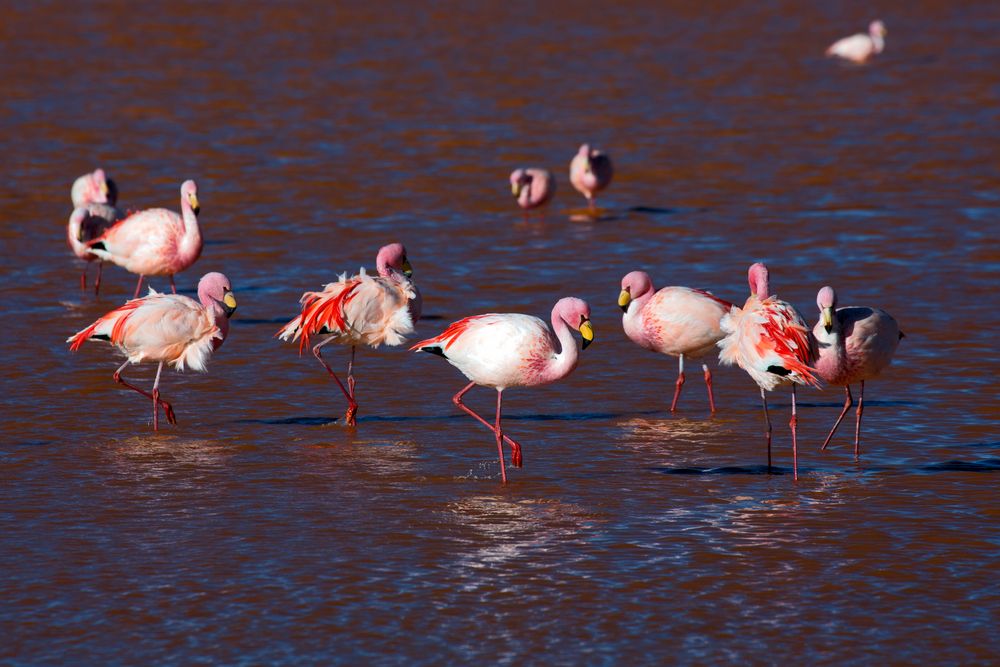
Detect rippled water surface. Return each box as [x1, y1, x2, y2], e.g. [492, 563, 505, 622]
[2, 1, 999, 664]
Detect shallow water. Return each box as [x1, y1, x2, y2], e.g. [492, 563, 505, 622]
[2, 1, 999, 664]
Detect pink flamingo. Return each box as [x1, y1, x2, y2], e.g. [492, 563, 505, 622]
[277, 243, 421, 426]
[410, 297, 593, 483]
[826, 20, 887, 63]
[619, 271, 732, 413]
[67, 272, 237, 431]
[569, 144, 613, 211]
[717, 263, 820, 479]
[71, 168, 118, 209]
[69, 169, 123, 293]
[87, 180, 202, 298]
[812, 286, 904, 456]
[510, 168, 556, 212]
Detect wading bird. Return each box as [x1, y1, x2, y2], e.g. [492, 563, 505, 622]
[717, 263, 819, 479]
[87, 180, 203, 297]
[826, 20, 887, 63]
[619, 271, 732, 413]
[811, 286, 903, 456]
[67, 272, 236, 431]
[569, 144, 613, 211]
[510, 168, 555, 212]
[68, 169, 123, 293]
[277, 243, 421, 426]
[411, 297, 593, 483]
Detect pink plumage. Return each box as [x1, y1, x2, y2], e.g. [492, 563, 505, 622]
[412, 297, 593, 483]
[812, 286, 903, 456]
[619, 271, 732, 412]
[569, 144, 613, 211]
[717, 263, 819, 479]
[510, 168, 556, 211]
[88, 179, 203, 298]
[71, 168, 118, 208]
[826, 20, 887, 63]
[68, 169, 123, 294]
[277, 243, 421, 426]
[67, 272, 237, 430]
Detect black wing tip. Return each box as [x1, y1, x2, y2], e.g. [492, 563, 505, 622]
[766, 365, 792, 377]
[420, 346, 447, 358]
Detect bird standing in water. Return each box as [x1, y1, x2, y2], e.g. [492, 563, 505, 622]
[569, 144, 613, 212]
[826, 20, 887, 63]
[277, 243, 421, 426]
[510, 168, 556, 214]
[68, 169, 123, 294]
[411, 297, 593, 483]
[811, 286, 903, 456]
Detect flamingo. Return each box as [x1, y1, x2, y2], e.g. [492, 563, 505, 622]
[67, 272, 237, 431]
[69, 169, 123, 293]
[826, 20, 887, 63]
[812, 286, 904, 456]
[717, 263, 820, 479]
[71, 168, 118, 208]
[569, 144, 613, 211]
[87, 180, 202, 298]
[510, 168, 556, 212]
[410, 297, 593, 483]
[619, 271, 732, 413]
[277, 243, 421, 426]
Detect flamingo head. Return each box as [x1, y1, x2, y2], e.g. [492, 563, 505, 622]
[618, 271, 654, 313]
[510, 169, 531, 198]
[748, 262, 770, 299]
[816, 286, 837, 333]
[869, 20, 887, 38]
[181, 180, 200, 215]
[376, 242, 413, 279]
[91, 169, 111, 204]
[554, 297, 594, 350]
[577, 144, 593, 171]
[198, 272, 237, 318]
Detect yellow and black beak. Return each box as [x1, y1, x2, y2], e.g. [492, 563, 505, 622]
[511, 182, 521, 197]
[190, 193, 201, 216]
[402, 257, 413, 278]
[222, 290, 237, 317]
[100, 182, 109, 197]
[618, 288, 632, 313]
[579, 319, 594, 350]
[821, 306, 833, 333]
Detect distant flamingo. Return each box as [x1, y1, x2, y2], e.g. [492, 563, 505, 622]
[87, 180, 202, 298]
[717, 263, 820, 479]
[67, 272, 237, 431]
[619, 271, 732, 413]
[826, 20, 887, 63]
[411, 297, 593, 483]
[510, 168, 556, 212]
[569, 144, 613, 211]
[277, 243, 421, 426]
[71, 168, 118, 208]
[812, 286, 903, 456]
[68, 205, 124, 295]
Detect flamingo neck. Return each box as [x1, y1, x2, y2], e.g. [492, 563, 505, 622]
[622, 285, 655, 342]
[872, 33, 885, 53]
[541, 310, 580, 383]
[203, 299, 230, 348]
[178, 200, 202, 253]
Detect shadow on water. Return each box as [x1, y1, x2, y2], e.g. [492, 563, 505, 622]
[652, 464, 792, 476]
[919, 459, 1000, 473]
[237, 409, 662, 426]
[628, 205, 679, 216]
[652, 459, 1000, 476]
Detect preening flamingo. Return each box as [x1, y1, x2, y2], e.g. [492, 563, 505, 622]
[411, 297, 593, 483]
[69, 169, 123, 293]
[87, 180, 203, 298]
[569, 144, 613, 211]
[510, 168, 556, 212]
[67, 272, 237, 431]
[71, 168, 118, 208]
[826, 20, 887, 63]
[812, 286, 903, 456]
[277, 243, 421, 426]
[619, 271, 732, 413]
[717, 263, 820, 479]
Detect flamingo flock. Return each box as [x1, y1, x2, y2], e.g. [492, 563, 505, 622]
[63, 38, 902, 484]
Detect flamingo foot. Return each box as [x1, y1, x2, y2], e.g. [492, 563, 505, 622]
[511, 442, 523, 468]
[344, 403, 358, 426]
[670, 371, 685, 412]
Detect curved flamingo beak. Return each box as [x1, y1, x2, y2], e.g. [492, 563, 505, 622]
[579, 319, 594, 349]
[222, 291, 237, 317]
[821, 307, 833, 333]
[511, 182, 521, 197]
[189, 193, 201, 215]
[401, 258, 413, 278]
[618, 288, 631, 313]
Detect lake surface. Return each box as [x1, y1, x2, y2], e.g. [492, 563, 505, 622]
[2, 1, 999, 664]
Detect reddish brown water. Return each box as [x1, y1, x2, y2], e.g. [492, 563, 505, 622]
[3, 2, 999, 663]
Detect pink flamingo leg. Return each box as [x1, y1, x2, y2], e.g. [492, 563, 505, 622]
[452, 381, 523, 468]
[311, 338, 359, 426]
[80, 266, 88, 291]
[494, 390, 508, 483]
[133, 275, 145, 299]
[703, 364, 716, 413]
[151, 361, 165, 431]
[790, 384, 799, 481]
[94, 262, 103, 296]
[760, 387, 772, 471]
[854, 381, 865, 458]
[821, 385, 854, 451]
[113, 360, 176, 427]
[670, 354, 685, 412]
[170, 275, 176, 294]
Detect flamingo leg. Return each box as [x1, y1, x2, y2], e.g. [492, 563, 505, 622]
[133, 275, 144, 299]
[854, 381, 865, 459]
[113, 360, 176, 427]
[170, 274, 176, 294]
[311, 338, 358, 426]
[588, 197, 597, 214]
[703, 364, 716, 413]
[821, 386, 854, 451]
[760, 387, 772, 472]
[452, 381, 523, 468]
[151, 361, 164, 432]
[670, 354, 685, 412]
[495, 390, 507, 483]
[790, 384, 799, 481]
[80, 265, 88, 291]
[94, 262, 103, 296]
